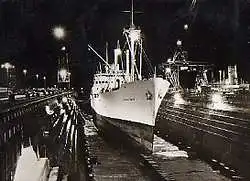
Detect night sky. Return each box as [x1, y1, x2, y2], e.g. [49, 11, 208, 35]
[0, 0, 249, 88]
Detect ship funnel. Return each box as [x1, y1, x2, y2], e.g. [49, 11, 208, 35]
[114, 40, 121, 71]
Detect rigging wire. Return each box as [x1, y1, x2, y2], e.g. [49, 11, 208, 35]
[142, 48, 154, 76]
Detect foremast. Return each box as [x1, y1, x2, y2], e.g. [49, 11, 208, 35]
[123, 0, 143, 82]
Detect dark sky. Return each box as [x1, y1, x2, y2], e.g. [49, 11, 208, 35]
[0, 0, 249, 87]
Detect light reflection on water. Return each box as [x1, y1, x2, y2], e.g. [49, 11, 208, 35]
[169, 90, 243, 112]
[207, 92, 234, 111]
[173, 92, 186, 107]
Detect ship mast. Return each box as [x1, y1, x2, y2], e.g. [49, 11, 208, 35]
[131, 0, 134, 27]
[123, 0, 142, 81]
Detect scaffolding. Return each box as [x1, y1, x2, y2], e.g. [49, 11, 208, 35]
[160, 41, 213, 91]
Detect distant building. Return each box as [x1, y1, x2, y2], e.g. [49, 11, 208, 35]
[0, 67, 16, 88]
[57, 53, 70, 89]
[227, 65, 238, 85]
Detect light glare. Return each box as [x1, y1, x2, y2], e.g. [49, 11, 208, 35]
[45, 106, 54, 115]
[1, 62, 14, 69]
[208, 92, 232, 111]
[53, 26, 65, 39]
[173, 92, 185, 106]
[62, 97, 67, 103]
[59, 69, 67, 80]
[184, 24, 188, 30]
[165, 68, 171, 73]
[23, 69, 27, 75]
[177, 40, 182, 46]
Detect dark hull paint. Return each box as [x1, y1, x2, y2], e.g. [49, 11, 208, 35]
[93, 112, 154, 153]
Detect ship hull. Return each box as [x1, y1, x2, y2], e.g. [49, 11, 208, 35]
[93, 112, 154, 153]
[91, 78, 169, 152]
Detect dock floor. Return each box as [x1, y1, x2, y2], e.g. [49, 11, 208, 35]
[82, 112, 233, 181]
[84, 115, 151, 181]
[149, 135, 231, 181]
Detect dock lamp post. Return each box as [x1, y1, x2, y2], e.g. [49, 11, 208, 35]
[52, 26, 71, 89]
[1, 62, 15, 93]
[23, 69, 27, 76]
[43, 76, 46, 88]
[184, 24, 189, 31]
[23, 69, 27, 88]
[60, 46, 70, 89]
[35, 74, 39, 88]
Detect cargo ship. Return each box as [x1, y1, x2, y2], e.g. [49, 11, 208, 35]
[89, 2, 170, 152]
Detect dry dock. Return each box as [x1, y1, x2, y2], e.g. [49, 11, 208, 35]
[80, 110, 232, 181]
[82, 113, 152, 181]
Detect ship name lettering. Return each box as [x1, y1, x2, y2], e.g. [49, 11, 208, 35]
[123, 98, 135, 101]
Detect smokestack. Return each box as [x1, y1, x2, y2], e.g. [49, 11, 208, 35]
[114, 41, 121, 70]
